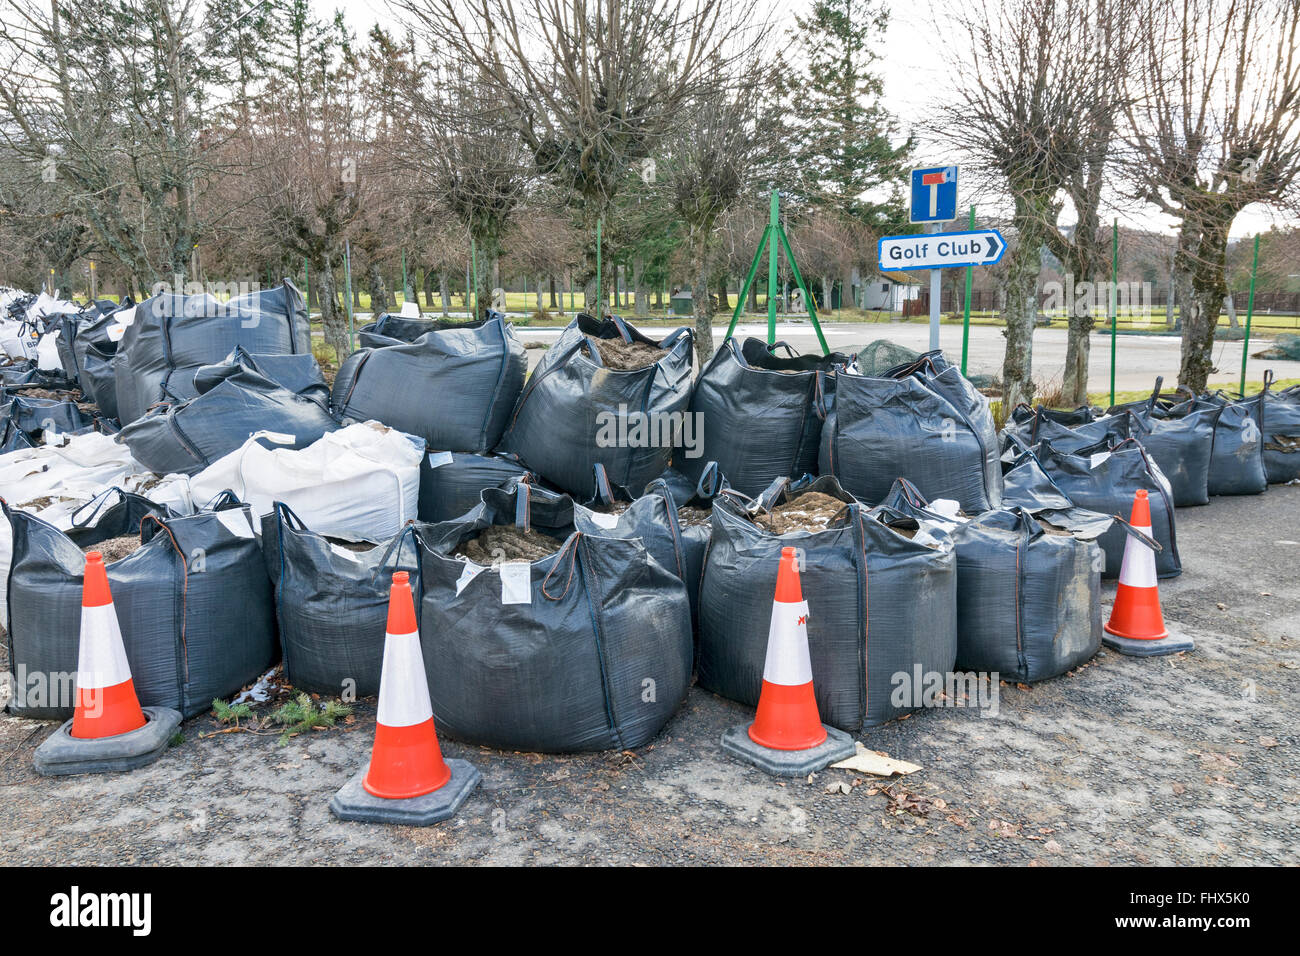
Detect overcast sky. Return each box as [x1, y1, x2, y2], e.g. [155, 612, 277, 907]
[340, 0, 1287, 238]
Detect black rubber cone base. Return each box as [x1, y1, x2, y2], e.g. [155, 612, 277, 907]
[330, 759, 481, 826]
[721, 723, 857, 777]
[33, 706, 182, 776]
[1102, 626, 1195, 657]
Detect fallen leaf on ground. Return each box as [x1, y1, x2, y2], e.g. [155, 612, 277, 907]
[825, 781, 852, 795]
[1259, 736, 1279, 748]
[830, 742, 922, 777]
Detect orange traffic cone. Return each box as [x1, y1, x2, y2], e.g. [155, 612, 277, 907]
[1102, 490, 1194, 657]
[71, 552, 147, 739]
[33, 552, 182, 776]
[330, 572, 481, 825]
[721, 547, 855, 776]
[748, 548, 828, 751]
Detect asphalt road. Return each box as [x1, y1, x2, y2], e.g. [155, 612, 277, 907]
[515, 320, 1300, 395]
[1, 483, 1296, 865]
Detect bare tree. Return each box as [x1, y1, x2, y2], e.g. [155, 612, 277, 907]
[939, 0, 1134, 409]
[1124, 0, 1300, 392]
[399, 0, 758, 313]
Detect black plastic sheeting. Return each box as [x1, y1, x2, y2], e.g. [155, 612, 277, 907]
[681, 338, 846, 497]
[194, 347, 329, 408]
[498, 314, 694, 501]
[418, 450, 533, 522]
[117, 365, 339, 475]
[880, 479, 1103, 682]
[642, 462, 729, 630]
[820, 351, 1002, 511]
[113, 281, 312, 425]
[417, 485, 692, 753]
[72, 301, 133, 418]
[697, 475, 958, 732]
[261, 504, 421, 698]
[332, 312, 525, 454]
[1026, 438, 1181, 579]
[355, 312, 445, 346]
[3, 494, 276, 719]
[1003, 404, 1129, 455]
[1, 393, 89, 439]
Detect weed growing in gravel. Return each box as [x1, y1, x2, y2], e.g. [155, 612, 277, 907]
[268, 693, 352, 745]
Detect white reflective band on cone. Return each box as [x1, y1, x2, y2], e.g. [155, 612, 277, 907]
[1118, 523, 1159, 588]
[76, 604, 133, 690]
[761, 600, 813, 686]
[375, 631, 434, 727]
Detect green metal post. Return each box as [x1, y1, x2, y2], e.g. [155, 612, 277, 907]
[344, 240, 355, 353]
[766, 189, 779, 345]
[596, 219, 603, 317]
[1109, 219, 1118, 408]
[471, 238, 478, 319]
[961, 205, 975, 375]
[1239, 234, 1261, 397]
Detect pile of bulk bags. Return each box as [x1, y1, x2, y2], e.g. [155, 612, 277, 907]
[332, 312, 525, 454]
[683, 338, 845, 497]
[418, 450, 534, 522]
[1258, 374, 1300, 484]
[498, 314, 694, 500]
[4, 495, 276, 719]
[820, 351, 1002, 511]
[418, 484, 692, 752]
[697, 476, 957, 732]
[113, 280, 312, 424]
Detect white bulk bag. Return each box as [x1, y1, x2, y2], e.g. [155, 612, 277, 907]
[187, 421, 422, 542]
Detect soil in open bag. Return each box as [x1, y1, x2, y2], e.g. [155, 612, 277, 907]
[583, 334, 666, 370]
[753, 491, 847, 534]
[453, 524, 564, 563]
[697, 475, 957, 732]
[418, 484, 692, 753]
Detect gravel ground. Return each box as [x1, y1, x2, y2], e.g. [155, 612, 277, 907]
[0, 484, 1296, 866]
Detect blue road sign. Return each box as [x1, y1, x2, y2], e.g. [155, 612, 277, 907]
[878, 229, 1006, 272]
[910, 165, 959, 223]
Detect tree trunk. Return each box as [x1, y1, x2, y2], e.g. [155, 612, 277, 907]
[536, 274, 544, 314]
[821, 276, 832, 314]
[1060, 289, 1094, 407]
[692, 239, 715, 367]
[716, 273, 730, 312]
[316, 256, 347, 364]
[422, 268, 435, 308]
[1178, 219, 1229, 393]
[1001, 209, 1044, 410]
[550, 276, 560, 311]
[1224, 292, 1238, 329]
[367, 264, 389, 316]
[747, 277, 759, 313]
[633, 258, 649, 317]
[438, 272, 450, 316]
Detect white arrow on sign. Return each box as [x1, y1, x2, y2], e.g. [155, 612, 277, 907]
[877, 229, 1007, 272]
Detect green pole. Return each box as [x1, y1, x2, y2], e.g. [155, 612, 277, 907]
[596, 219, 603, 318]
[767, 188, 779, 345]
[961, 204, 975, 376]
[344, 240, 355, 353]
[471, 237, 478, 319]
[1109, 219, 1118, 408]
[1239, 233, 1261, 397]
[303, 257, 309, 321]
[401, 250, 408, 308]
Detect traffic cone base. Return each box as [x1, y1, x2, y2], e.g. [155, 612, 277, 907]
[331, 760, 483, 827]
[723, 546, 857, 776]
[34, 706, 182, 777]
[1102, 490, 1195, 658]
[331, 571, 480, 826]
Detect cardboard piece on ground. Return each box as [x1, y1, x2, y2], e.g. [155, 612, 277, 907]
[830, 742, 922, 777]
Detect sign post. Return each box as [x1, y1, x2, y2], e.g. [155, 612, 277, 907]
[909, 166, 959, 350]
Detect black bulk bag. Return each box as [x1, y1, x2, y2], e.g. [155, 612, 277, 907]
[1192, 392, 1268, 496]
[1105, 378, 1217, 507]
[4, 493, 276, 719]
[356, 312, 439, 346]
[332, 311, 525, 454]
[193, 346, 330, 409]
[682, 338, 844, 497]
[261, 504, 421, 698]
[72, 302, 133, 418]
[418, 450, 534, 522]
[1257, 374, 1300, 484]
[642, 461, 729, 629]
[113, 280, 312, 425]
[4, 393, 89, 438]
[1030, 438, 1181, 579]
[418, 485, 692, 753]
[697, 475, 957, 732]
[117, 366, 339, 475]
[820, 350, 1002, 511]
[497, 313, 694, 500]
[1002, 403, 1127, 456]
[879, 479, 1103, 682]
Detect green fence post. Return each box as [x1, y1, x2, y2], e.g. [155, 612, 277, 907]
[1109, 219, 1118, 408]
[1239, 233, 1261, 397]
[961, 204, 975, 376]
[344, 240, 355, 353]
[766, 189, 779, 345]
